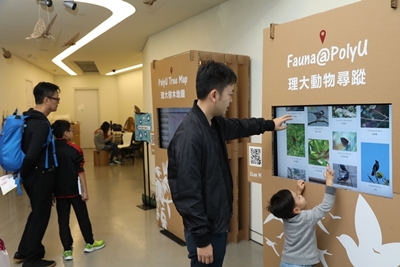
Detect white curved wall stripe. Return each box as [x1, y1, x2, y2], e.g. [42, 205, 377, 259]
[52, 0, 136, 75]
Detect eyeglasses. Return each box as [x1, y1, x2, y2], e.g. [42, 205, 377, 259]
[47, 96, 61, 102]
[68, 129, 74, 133]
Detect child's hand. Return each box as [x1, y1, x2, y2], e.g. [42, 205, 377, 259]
[296, 180, 305, 194]
[81, 192, 89, 202]
[323, 164, 334, 186]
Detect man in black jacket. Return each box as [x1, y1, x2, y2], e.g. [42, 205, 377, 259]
[14, 82, 60, 267]
[168, 61, 292, 267]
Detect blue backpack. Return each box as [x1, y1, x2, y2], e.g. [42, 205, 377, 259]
[0, 109, 58, 194]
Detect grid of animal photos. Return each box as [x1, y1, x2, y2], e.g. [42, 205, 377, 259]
[157, 107, 191, 149]
[274, 105, 392, 198]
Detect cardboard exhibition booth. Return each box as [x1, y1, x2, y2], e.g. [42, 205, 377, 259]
[151, 51, 251, 243]
[247, 0, 400, 266]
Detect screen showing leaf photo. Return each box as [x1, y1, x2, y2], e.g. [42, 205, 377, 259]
[274, 104, 392, 198]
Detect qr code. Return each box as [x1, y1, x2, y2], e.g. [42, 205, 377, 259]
[249, 146, 262, 167]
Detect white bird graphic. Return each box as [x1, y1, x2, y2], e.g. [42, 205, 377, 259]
[337, 194, 400, 266]
[265, 211, 330, 234]
[264, 237, 279, 257]
[317, 220, 330, 235]
[329, 213, 342, 220]
[276, 232, 284, 239]
[264, 213, 283, 224]
[317, 249, 332, 267]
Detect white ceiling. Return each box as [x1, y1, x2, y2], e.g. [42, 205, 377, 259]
[0, 0, 227, 75]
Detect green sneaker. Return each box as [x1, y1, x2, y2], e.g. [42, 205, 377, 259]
[84, 240, 105, 253]
[62, 250, 73, 261]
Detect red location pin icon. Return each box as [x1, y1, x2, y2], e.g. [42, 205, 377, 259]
[320, 30, 326, 44]
[170, 67, 173, 74]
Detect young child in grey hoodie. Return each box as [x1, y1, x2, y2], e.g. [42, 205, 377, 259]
[267, 164, 336, 267]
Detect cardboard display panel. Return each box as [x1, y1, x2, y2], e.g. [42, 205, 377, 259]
[151, 51, 251, 243]
[251, 0, 400, 266]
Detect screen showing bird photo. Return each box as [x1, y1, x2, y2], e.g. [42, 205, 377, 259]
[158, 107, 191, 149]
[274, 104, 392, 198]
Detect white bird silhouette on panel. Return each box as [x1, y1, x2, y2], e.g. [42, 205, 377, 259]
[264, 213, 283, 224]
[337, 194, 400, 267]
[265, 211, 331, 234]
[317, 220, 330, 235]
[265, 237, 279, 257]
[276, 232, 284, 239]
[317, 249, 332, 267]
[329, 213, 342, 220]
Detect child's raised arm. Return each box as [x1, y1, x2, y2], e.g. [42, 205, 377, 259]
[323, 164, 334, 186]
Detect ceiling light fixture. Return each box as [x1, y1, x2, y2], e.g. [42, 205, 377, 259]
[52, 0, 136, 75]
[39, 0, 53, 7]
[105, 64, 143, 76]
[63, 1, 77, 10]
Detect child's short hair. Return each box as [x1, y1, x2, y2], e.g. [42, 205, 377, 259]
[267, 189, 296, 219]
[52, 120, 71, 138]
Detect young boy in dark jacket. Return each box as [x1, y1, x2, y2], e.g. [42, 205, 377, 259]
[52, 120, 105, 261]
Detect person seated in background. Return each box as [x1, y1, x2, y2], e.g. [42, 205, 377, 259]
[93, 121, 122, 165]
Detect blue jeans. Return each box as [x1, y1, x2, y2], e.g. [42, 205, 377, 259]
[184, 229, 227, 267]
[103, 141, 119, 161]
[280, 262, 313, 267]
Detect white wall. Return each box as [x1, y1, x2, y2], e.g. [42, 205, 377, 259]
[54, 75, 118, 124]
[0, 55, 142, 155]
[117, 70, 143, 123]
[0, 55, 54, 115]
[0, 54, 142, 127]
[142, 0, 360, 243]
[54, 72, 143, 125]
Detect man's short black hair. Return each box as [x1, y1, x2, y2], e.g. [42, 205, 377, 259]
[267, 189, 296, 219]
[196, 60, 237, 100]
[33, 82, 60, 104]
[52, 120, 70, 138]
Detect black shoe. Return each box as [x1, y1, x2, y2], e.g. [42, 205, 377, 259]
[13, 251, 25, 263]
[22, 259, 56, 267]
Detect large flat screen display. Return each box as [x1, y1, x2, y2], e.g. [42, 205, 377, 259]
[158, 107, 191, 149]
[274, 104, 392, 198]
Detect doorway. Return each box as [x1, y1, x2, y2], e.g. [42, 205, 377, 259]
[24, 80, 34, 109]
[75, 89, 99, 148]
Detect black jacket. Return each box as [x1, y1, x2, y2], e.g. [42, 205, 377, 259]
[54, 139, 84, 197]
[167, 101, 275, 248]
[20, 109, 55, 178]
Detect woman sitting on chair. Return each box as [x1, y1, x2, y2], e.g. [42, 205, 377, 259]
[94, 121, 122, 165]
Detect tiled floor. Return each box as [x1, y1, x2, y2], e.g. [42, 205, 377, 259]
[1, 149, 263, 266]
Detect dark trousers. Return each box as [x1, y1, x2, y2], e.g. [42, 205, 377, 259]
[17, 168, 55, 262]
[184, 229, 228, 267]
[104, 141, 119, 161]
[56, 196, 94, 250]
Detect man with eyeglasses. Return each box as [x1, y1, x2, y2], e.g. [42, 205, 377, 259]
[13, 82, 60, 267]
